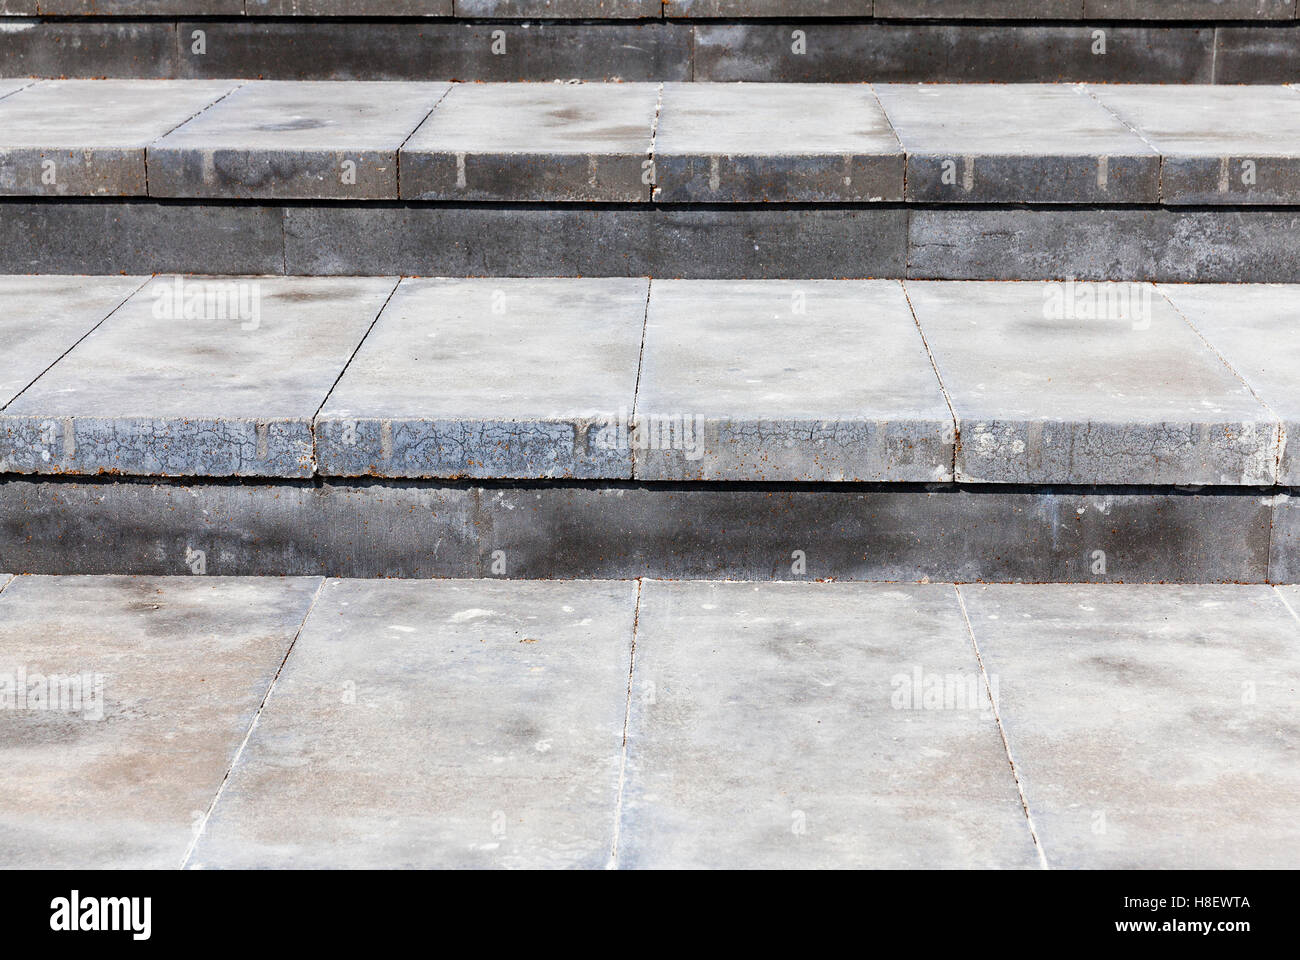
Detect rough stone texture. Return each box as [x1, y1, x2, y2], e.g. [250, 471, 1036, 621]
[458, 0, 661, 15]
[176, 20, 692, 82]
[1085, 0, 1295, 18]
[0, 574, 320, 869]
[0, 479, 1272, 583]
[401, 83, 659, 202]
[247, 0, 452, 12]
[877, 0, 1081, 15]
[964, 582, 1300, 869]
[619, 580, 1038, 869]
[635, 280, 953, 481]
[0, 276, 397, 478]
[0, 20, 177, 80]
[874, 83, 1159, 203]
[150, 81, 451, 200]
[1091, 84, 1300, 204]
[906, 280, 1281, 485]
[653, 83, 903, 202]
[694, 23, 1215, 84]
[0, 275, 145, 408]
[190, 578, 635, 869]
[316, 278, 648, 480]
[0, 79, 235, 198]
[1159, 283, 1300, 483]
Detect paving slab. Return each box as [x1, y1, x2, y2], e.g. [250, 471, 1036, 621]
[400, 82, 660, 202]
[247, 0, 451, 11]
[635, 279, 953, 481]
[653, 83, 903, 202]
[876, 1, 1082, 15]
[149, 81, 451, 200]
[0, 80, 32, 100]
[1085, 0, 1294, 18]
[316, 277, 647, 480]
[0, 275, 145, 409]
[39, 1, 243, 11]
[905, 280, 1281, 485]
[0, 575, 320, 869]
[191, 578, 635, 869]
[618, 581, 1038, 869]
[664, 1, 872, 14]
[0, 276, 397, 479]
[458, 0, 661, 14]
[1089, 84, 1300, 204]
[963, 583, 1300, 869]
[1158, 283, 1300, 483]
[0, 79, 237, 197]
[873, 83, 1160, 203]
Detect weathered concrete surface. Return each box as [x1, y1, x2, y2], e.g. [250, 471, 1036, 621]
[459, 0, 661, 15]
[1091, 84, 1300, 204]
[247, 0, 451, 12]
[0, 80, 236, 197]
[0, 574, 320, 869]
[964, 583, 1300, 869]
[0, 80, 32, 101]
[618, 580, 1038, 869]
[0, 276, 397, 478]
[876, 0, 1080, 15]
[39, 1, 242, 11]
[635, 280, 953, 481]
[401, 83, 659, 202]
[316, 278, 647, 479]
[191, 578, 635, 869]
[1085, 0, 1294, 18]
[654, 83, 903, 202]
[1267, 494, 1300, 583]
[0, 20, 177, 80]
[0, 275, 145, 408]
[150, 81, 451, 200]
[1159, 283, 1300, 483]
[906, 280, 1281, 485]
[665, 1, 872, 17]
[1215, 24, 1300, 84]
[874, 84, 1159, 203]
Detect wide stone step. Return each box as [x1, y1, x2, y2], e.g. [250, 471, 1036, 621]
[2, 574, 1297, 868]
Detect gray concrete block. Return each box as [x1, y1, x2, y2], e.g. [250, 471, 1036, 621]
[0, 276, 146, 408]
[1214, 25, 1300, 84]
[316, 278, 648, 479]
[0, 20, 177, 80]
[1086, 0, 1294, 18]
[665, 1, 871, 15]
[247, 0, 452, 12]
[1158, 283, 1300, 483]
[653, 83, 904, 202]
[877, 0, 1081, 16]
[1090, 84, 1300, 204]
[1267, 494, 1300, 583]
[0, 2, 36, 13]
[176, 20, 692, 82]
[191, 578, 635, 869]
[38, 0, 243, 11]
[906, 280, 1281, 485]
[458, 0, 661, 16]
[635, 280, 953, 481]
[875, 83, 1159, 203]
[963, 583, 1300, 868]
[618, 580, 1039, 869]
[0, 200, 284, 275]
[0, 574, 321, 869]
[908, 208, 1300, 283]
[0, 80, 236, 198]
[0, 276, 397, 478]
[401, 83, 659, 202]
[694, 23, 1215, 83]
[150, 81, 451, 200]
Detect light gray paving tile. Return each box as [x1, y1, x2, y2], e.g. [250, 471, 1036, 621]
[0, 574, 321, 869]
[964, 583, 1300, 869]
[634, 279, 953, 482]
[191, 578, 636, 869]
[874, 83, 1160, 203]
[0, 79, 33, 100]
[0, 276, 398, 478]
[906, 280, 1281, 485]
[653, 83, 903, 202]
[316, 277, 646, 480]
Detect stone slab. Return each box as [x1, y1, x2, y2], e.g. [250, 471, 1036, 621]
[635, 279, 953, 481]
[0, 276, 145, 408]
[876, 1, 1082, 15]
[0, 20, 177, 80]
[1085, 0, 1294, 18]
[458, 0, 662, 16]
[964, 582, 1300, 869]
[316, 278, 647, 480]
[0, 574, 320, 869]
[0, 276, 398, 478]
[40, 1, 243, 11]
[247, 0, 452, 12]
[618, 580, 1039, 869]
[874, 83, 1159, 203]
[400, 82, 659, 202]
[0, 79, 236, 197]
[0, 79, 32, 100]
[653, 82, 903, 202]
[905, 280, 1280, 485]
[150, 80, 451, 200]
[1214, 24, 1300, 84]
[190, 578, 635, 869]
[664, 1, 873, 17]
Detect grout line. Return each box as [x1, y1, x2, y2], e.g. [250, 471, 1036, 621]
[396, 81, 456, 202]
[629, 277, 653, 481]
[0, 574, 14, 598]
[1273, 582, 1300, 624]
[180, 576, 327, 870]
[899, 278, 959, 480]
[954, 583, 1050, 870]
[143, 80, 248, 198]
[606, 577, 643, 871]
[647, 81, 664, 202]
[1078, 83, 1164, 201]
[870, 81, 907, 201]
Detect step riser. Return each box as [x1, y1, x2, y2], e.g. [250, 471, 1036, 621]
[1, 479, 1285, 583]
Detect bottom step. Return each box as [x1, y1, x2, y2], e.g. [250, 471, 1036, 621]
[1, 575, 1297, 869]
